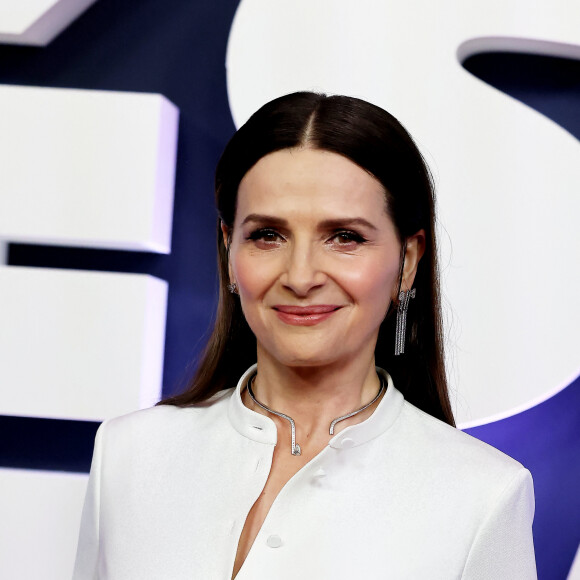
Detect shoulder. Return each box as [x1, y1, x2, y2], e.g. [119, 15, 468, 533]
[393, 399, 531, 496]
[389, 401, 536, 576]
[96, 388, 235, 450]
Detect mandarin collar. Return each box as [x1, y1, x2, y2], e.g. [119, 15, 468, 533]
[227, 364, 404, 449]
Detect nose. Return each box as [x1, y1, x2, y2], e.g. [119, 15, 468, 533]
[280, 243, 326, 297]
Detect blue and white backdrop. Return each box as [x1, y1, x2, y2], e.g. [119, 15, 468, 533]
[0, 1, 578, 578]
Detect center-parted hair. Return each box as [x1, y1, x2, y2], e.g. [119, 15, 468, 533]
[161, 92, 454, 426]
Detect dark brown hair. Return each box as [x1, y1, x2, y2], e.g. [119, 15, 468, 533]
[160, 92, 455, 426]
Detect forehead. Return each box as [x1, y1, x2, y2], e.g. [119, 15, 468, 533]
[236, 148, 388, 221]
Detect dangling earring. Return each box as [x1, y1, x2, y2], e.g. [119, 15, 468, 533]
[224, 230, 238, 295]
[395, 288, 416, 355]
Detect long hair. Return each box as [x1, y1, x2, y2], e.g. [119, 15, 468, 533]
[160, 92, 455, 426]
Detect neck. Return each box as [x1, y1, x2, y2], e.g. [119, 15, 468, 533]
[246, 349, 383, 441]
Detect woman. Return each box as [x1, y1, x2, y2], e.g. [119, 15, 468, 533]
[73, 93, 536, 579]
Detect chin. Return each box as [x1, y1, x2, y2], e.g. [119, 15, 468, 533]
[269, 345, 347, 369]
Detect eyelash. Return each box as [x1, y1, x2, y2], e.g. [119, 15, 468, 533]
[247, 228, 283, 243]
[331, 230, 367, 245]
[246, 228, 368, 246]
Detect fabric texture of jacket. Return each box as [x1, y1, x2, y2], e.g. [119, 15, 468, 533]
[73, 365, 537, 579]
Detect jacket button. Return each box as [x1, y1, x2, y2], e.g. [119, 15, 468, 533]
[340, 437, 355, 449]
[266, 535, 283, 548]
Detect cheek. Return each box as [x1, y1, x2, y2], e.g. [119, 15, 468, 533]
[232, 251, 277, 298]
[340, 256, 400, 306]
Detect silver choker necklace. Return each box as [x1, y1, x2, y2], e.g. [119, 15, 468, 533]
[246, 373, 386, 456]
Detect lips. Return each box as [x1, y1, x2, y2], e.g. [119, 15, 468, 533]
[273, 305, 342, 326]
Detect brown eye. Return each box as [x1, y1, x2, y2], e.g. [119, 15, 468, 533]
[247, 228, 284, 244]
[331, 230, 367, 245]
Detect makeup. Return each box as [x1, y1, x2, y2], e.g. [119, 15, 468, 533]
[273, 305, 341, 326]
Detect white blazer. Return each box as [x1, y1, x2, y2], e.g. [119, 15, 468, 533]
[73, 366, 537, 579]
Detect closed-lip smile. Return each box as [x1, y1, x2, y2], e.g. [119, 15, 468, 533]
[273, 305, 342, 326]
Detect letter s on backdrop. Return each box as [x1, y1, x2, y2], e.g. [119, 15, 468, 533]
[226, 0, 580, 427]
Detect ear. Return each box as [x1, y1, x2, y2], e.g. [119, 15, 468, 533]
[401, 229, 426, 291]
[221, 221, 230, 250]
[221, 221, 235, 284]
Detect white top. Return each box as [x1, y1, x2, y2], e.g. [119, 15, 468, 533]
[73, 366, 537, 579]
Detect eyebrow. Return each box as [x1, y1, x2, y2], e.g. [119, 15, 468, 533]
[240, 214, 378, 231]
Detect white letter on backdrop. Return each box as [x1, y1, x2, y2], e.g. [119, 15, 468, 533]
[226, 0, 580, 426]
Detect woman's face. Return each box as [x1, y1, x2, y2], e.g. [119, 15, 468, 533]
[225, 148, 423, 369]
